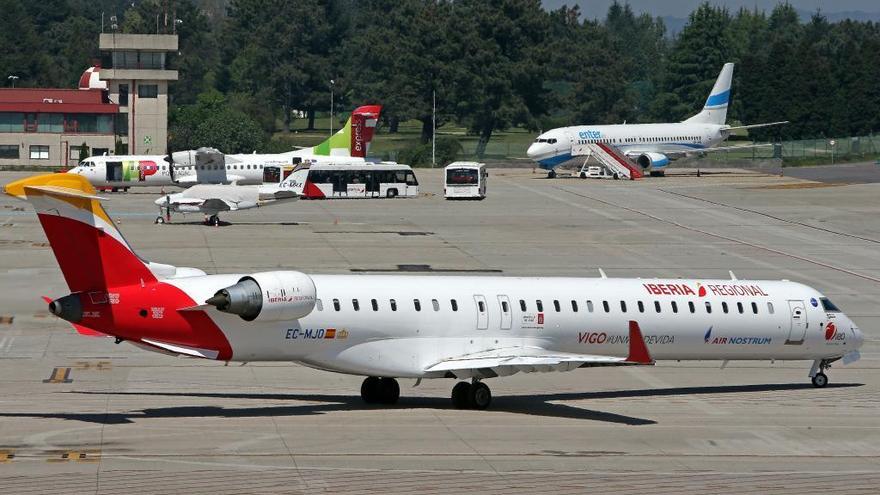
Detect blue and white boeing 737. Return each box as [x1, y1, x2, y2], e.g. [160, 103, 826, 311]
[527, 63, 787, 177]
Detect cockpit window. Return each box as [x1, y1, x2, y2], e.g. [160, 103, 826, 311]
[534, 138, 557, 144]
[547, 138, 557, 144]
[820, 298, 840, 312]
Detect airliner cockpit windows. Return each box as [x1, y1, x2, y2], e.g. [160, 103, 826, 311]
[547, 138, 557, 144]
[820, 298, 841, 312]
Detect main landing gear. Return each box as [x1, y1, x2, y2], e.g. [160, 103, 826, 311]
[360, 376, 400, 405]
[546, 170, 557, 179]
[451, 380, 492, 410]
[810, 358, 834, 388]
[204, 214, 221, 226]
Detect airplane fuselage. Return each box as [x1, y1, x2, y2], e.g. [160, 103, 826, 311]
[130, 274, 863, 378]
[528, 123, 730, 170]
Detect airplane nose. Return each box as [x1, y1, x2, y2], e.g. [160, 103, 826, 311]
[527, 143, 540, 158]
[854, 326, 865, 348]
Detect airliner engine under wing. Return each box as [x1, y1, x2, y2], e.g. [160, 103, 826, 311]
[527, 63, 787, 177]
[154, 163, 325, 225]
[6, 174, 863, 409]
[67, 105, 382, 188]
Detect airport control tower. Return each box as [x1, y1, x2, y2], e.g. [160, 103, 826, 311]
[99, 33, 178, 155]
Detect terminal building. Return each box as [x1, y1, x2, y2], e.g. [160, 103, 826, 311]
[0, 33, 177, 168]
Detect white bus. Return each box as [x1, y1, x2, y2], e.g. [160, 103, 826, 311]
[295, 163, 419, 199]
[444, 162, 487, 200]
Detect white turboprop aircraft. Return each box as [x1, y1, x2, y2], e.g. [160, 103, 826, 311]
[6, 173, 864, 409]
[154, 163, 325, 225]
[527, 63, 787, 177]
[67, 105, 382, 188]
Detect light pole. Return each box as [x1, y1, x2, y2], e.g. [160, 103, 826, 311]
[329, 79, 336, 137]
[7, 75, 19, 88]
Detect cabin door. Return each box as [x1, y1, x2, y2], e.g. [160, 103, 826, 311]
[787, 300, 807, 343]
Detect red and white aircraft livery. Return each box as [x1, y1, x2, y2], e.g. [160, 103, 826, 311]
[6, 174, 864, 409]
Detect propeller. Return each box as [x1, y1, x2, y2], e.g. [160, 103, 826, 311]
[164, 146, 177, 183]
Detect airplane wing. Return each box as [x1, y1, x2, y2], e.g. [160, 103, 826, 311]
[200, 198, 233, 212]
[424, 321, 653, 379]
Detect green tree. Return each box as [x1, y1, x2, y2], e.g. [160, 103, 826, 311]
[170, 90, 267, 153]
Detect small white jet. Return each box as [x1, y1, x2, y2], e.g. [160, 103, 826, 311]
[68, 105, 382, 188]
[154, 164, 325, 226]
[527, 63, 787, 177]
[7, 173, 864, 410]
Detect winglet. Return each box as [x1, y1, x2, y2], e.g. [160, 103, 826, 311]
[626, 321, 653, 364]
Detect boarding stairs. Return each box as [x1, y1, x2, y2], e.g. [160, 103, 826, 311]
[571, 143, 643, 180]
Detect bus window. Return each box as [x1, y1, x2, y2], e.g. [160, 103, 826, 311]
[446, 168, 478, 185]
[405, 172, 419, 186]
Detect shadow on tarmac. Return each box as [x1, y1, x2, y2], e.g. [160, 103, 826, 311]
[0, 383, 861, 426]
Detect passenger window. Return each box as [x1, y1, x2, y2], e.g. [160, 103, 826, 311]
[586, 300, 594, 312]
[722, 302, 729, 314]
[432, 299, 440, 311]
[390, 299, 397, 311]
[316, 299, 323, 311]
[751, 302, 758, 314]
[638, 301, 645, 313]
[705, 301, 712, 314]
[478, 300, 485, 312]
[671, 301, 678, 313]
[737, 302, 744, 314]
[502, 301, 509, 313]
[414, 299, 421, 311]
[536, 300, 543, 312]
[352, 299, 360, 311]
[553, 300, 561, 312]
[688, 301, 695, 313]
[571, 300, 578, 312]
[371, 299, 378, 311]
[620, 301, 627, 312]
[768, 302, 774, 314]
[654, 301, 661, 313]
[520, 300, 527, 312]
[332, 298, 340, 311]
[602, 301, 610, 313]
[451, 299, 458, 311]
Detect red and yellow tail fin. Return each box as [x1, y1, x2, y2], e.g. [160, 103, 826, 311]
[5, 174, 156, 292]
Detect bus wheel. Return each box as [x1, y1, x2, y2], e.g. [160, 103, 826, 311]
[386, 189, 398, 198]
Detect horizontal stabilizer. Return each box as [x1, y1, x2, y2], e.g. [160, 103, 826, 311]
[723, 121, 789, 132]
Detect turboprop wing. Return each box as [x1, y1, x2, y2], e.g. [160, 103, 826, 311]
[425, 321, 653, 379]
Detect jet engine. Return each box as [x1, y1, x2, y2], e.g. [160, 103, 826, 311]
[636, 152, 670, 176]
[206, 271, 317, 322]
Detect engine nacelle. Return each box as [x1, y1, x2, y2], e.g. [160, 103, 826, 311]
[172, 147, 224, 168]
[206, 271, 316, 322]
[636, 152, 670, 171]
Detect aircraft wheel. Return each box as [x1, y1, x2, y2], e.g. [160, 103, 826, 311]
[209, 215, 220, 226]
[155, 216, 165, 225]
[361, 376, 381, 403]
[812, 372, 828, 388]
[547, 170, 557, 179]
[469, 382, 492, 410]
[378, 378, 400, 404]
[451, 381, 471, 409]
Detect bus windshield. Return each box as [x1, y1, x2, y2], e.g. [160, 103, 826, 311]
[447, 168, 479, 185]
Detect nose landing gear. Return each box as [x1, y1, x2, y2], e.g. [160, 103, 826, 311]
[809, 358, 835, 388]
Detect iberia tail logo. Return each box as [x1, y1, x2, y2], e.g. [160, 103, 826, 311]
[697, 283, 707, 297]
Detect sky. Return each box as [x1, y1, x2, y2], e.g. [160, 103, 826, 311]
[542, 0, 880, 18]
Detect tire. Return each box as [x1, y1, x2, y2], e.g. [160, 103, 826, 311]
[451, 382, 471, 409]
[386, 189, 398, 198]
[547, 170, 557, 179]
[361, 376, 381, 403]
[469, 382, 492, 410]
[613, 173, 619, 180]
[812, 372, 828, 388]
[155, 216, 165, 224]
[379, 378, 400, 405]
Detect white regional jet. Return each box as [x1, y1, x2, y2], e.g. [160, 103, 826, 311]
[527, 63, 787, 177]
[7, 173, 864, 409]
[154, 163, 325, 226]
[67, 105, 382, 188]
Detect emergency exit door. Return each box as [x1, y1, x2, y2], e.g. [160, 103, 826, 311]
[787, 300, 807, 343]
[474, 295, 488, 330]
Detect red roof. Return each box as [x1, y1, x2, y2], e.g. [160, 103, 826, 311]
[0, 88, 118, 114]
